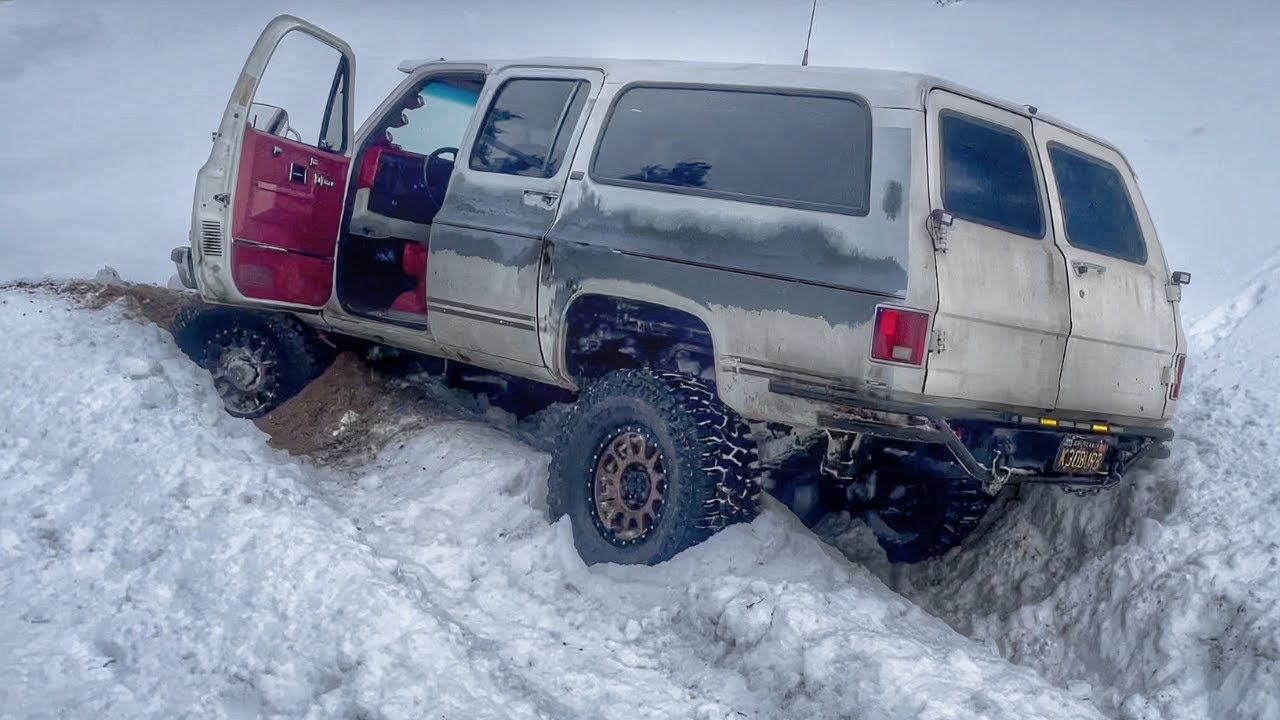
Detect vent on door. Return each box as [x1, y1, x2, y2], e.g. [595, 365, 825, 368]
[200, 221, 223, 256]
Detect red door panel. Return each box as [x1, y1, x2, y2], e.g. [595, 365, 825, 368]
[231, 243, 333, 307]
[230, 127, 349, 305]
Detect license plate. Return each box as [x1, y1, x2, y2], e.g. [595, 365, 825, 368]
[1053, 435, 1111, 474]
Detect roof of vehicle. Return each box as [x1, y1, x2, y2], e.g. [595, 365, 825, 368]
[397, 56, 1124, 159]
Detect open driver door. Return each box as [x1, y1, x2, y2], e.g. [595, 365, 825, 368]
[190, 15, 355, 310]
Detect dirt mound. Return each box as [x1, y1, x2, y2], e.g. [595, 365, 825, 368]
[3, 275, 538, 465]
[257, 352, 460, 466]
[4, 276, 192, 330]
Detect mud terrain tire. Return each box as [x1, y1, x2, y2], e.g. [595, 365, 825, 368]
[171, 305, 332, 418]
[548, 369, 759, 565]
[863, 453, 993, 563]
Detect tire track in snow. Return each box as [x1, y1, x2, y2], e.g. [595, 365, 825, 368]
[321, 423, 1103, 720]
[0, 289, 1103, 720]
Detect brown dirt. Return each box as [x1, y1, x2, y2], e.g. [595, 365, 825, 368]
[4, 278, 192, 330]
[256, 352, 459, 467]
[2, 276, 469, 465]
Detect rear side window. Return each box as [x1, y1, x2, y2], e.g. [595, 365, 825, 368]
[470, 79, 588, 178]
[592, 86, 871, 214]
[1048, 144, 1147, 264]
[941, 112, 1043, 238]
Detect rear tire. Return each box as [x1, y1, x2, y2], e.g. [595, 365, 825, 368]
[548, 369, 759, 565]
[171, 306, 333, 418]
[862, 452, 993, 563]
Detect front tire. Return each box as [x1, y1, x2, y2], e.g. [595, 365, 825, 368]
[171, 306, 332, 418]
[548, 369, 759, 566]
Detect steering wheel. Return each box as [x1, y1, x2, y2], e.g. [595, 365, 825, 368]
[424, 147, 459, 212]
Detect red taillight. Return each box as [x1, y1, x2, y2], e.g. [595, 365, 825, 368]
[1169, 354, 1186, 400]
[871, 306, 930, 366]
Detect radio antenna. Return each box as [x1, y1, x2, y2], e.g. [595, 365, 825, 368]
[801, 0, 818, 66]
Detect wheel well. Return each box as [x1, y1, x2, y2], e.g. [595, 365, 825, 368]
[563, 295, 716, 382]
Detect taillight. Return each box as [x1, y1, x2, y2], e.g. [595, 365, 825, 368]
[1169, 354, 1186, 400]
[871, 306, 930, 366]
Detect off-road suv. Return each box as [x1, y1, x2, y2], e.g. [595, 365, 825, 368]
[172, 16, 1188, 564]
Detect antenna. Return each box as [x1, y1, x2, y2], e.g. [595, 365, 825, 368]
[801, 0, 818, 66]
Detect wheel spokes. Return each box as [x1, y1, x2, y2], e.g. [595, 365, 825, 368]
[592, 430, 666, 543]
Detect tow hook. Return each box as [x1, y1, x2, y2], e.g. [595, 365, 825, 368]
[983, 452, 1035, 496]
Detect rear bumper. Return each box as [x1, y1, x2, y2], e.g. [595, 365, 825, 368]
[770, 378, 1172, 492]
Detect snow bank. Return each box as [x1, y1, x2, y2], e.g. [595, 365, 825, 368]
[0, 290, 1103, 718]
[830, 252, 1280, 718]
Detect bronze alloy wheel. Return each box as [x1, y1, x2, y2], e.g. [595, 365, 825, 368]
[591, 427, 667, 545]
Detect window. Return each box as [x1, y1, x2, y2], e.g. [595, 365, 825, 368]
[385, 78, 482, 156]
[470, 79, 588, 178]
[253, 31, 349, 152]
[941, 112, 1043, 237]
[1048, 144, 1147, 264]
[592, 86, 871, 213]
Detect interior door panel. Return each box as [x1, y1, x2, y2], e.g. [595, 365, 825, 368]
[230, 127, 349, 305]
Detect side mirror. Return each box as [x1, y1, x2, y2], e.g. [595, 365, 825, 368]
[248, 102, 290, 137]
[1171, 271, 1191, 286]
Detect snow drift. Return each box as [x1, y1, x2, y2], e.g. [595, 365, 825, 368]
[0, 288, 1103, 718]
[827, 250, 1280, 719]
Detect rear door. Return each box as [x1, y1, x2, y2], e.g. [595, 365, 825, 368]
[192, 15, 354, 309]
[923, 90, 1071, 410]
[427, 67, 603, 366]
[1032, 121, 1180, 420]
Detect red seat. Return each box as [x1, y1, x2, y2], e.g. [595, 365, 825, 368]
[390, 243, 428, 314]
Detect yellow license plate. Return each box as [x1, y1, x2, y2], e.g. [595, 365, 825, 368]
[1054, 435, 1111, 474]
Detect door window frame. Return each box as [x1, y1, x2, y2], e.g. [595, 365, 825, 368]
[938, 109, 1047, 240]
[1045, 140, 1149, 265]
[468, 77, 592, 179]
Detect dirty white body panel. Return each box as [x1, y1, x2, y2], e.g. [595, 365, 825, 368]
[186, 27, 1184, 437]
[922, 90, 1072, 411]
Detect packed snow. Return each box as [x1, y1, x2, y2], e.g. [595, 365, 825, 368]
[826, 249, 1280, 718]
[4, 0, 1280, 718]
[0, 289, 1106, 718]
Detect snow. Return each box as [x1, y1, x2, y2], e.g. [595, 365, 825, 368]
[3, 1, 1280, 717]
[824, 247, 1280, 718]
[0, 289, 1109, 718]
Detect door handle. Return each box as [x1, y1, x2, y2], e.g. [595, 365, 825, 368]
[1072, 261, 1107, 276]
[289, 163, 307, 184]
[523, 190, 559, 210]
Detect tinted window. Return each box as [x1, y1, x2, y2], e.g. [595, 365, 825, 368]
[1048, 144, 1147, 264]
[470, 79, 587, 178]
[592, 86, 871, 213]
[941, 113, 1043, 237]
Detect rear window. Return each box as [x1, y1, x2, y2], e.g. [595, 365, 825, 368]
[1047, 143, 1147, 264]
[941, 112, 1044, 238]
[470, 78, 588, 178]
[591, 85, 871, 214]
